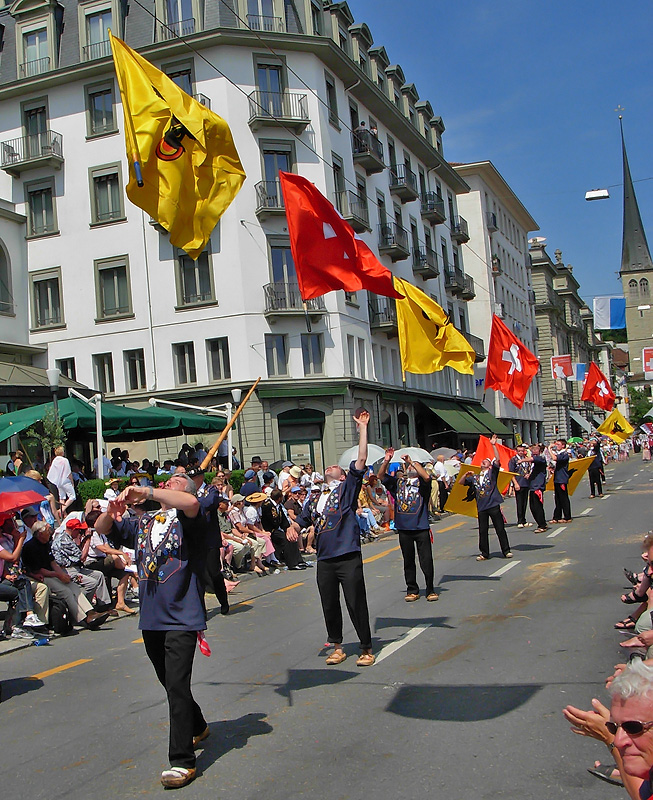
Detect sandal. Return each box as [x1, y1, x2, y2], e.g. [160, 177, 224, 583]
[476, 554, 489, 561]
[587, 763, 623, 787]
[534, 527, 548, 533]
[325, 650, 347, 665]
[161, 767, 196, 788]
[356, 652, 375, 667]
[624, 568, 639, 585]
[614, 616, 637, 631]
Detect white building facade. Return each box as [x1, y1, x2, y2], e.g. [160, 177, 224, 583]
[0, 0, 503, 465]
[453, 161, 544, 444]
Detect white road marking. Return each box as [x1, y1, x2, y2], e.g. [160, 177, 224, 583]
[489, 560, 522, 578]
[601, 494, 610, 499]
[625, 479, 632, 483]
[547, 526, 567, 538]
[580, 507, 592, 516]
[616, 485, 624, 490]
[375, 622, 431, 664]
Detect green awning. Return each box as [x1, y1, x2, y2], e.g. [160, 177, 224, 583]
[420, 398, 487, 435]
[461, 402, 513, 437]
[258, 386, 348, 399]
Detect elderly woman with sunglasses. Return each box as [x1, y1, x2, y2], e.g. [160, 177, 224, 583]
[563, 659, 653, 797]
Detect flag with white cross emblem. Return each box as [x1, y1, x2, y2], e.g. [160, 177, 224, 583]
[580, 361, 615, 411]
[485, 315, 540, 409]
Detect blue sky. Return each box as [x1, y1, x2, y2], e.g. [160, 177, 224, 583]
[351, 0, 653, 304]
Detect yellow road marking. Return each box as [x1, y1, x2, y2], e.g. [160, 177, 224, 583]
[436, 521, 466, 533]
[132, 637, 144, 644]
[31, 658, 92, 680]
[275, 582, 304, 593]
[231, 599, 253, 608]
[364, 545, 401, 564]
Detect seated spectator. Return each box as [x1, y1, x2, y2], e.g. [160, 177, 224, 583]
[104, 477, 121, 502]
[211, 471, 234, 500]
[51, 518, 115, 613]
[22, 520, 110, 628]
[226, 495, 260, 573]
[364, 475, 392, 528]
[157, 460, 174, 475]
[261, 473, 276, 496]
[285, 487, 316, 554]
[260, 489, 306, 570]
[239, 469, 260, 497]
[0, 514, 47, 637]
[243, 492, 275, 570]
[259, 461, 277, 488]
[83, 509, 136, 614]
[20, 506, 38, 541]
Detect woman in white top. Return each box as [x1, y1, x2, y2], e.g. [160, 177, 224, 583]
[46, 446, 76, 514]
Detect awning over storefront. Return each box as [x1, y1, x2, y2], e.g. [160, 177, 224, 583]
[461, 402, 514, 437]
[258, 386, 348, 399]
[420, 399, 487, 435]
[570, 409, 594, 433]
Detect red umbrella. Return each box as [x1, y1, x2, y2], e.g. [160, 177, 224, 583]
[0, 490, 46, 515]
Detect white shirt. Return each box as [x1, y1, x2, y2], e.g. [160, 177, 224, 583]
[277, 469, 290, 489]
[434, 462, 448, 481]
[47, 455, 73, 489]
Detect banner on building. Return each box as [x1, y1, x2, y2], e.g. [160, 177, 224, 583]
[643, 347, 653, 381]
[567, 363, 587, 382]
[551, 355, 572, 380]
[593, 296, 626, 330]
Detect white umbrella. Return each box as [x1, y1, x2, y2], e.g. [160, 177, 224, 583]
[338, 443, 386, 469]
[393, 447, 435, 464]
[431, 446, 457, 458]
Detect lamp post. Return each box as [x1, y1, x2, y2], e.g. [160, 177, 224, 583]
[46, 367, 61, 422]
[230, 388, 243, 468]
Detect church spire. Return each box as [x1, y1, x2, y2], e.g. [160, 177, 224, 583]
[620, 116, 653, 274]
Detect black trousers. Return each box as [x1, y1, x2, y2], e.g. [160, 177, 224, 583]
[477, 506, 511, 558]
[553, 483, 571, 520]
[528, 490, 547, 529]
[398, 528, 435, 595]
[438, 480, 449, 511]
[588, 468, 603, 496]
[204, 546, 229, 612]
[515, 488, 529, 525]
[142, 629, 206, 770]
[270, 528, 303, 568]
[316, 551, 372, 649]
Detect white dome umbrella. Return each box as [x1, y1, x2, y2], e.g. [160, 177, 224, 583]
[393, 447, 435, 464]
[337, 443, 386, 469]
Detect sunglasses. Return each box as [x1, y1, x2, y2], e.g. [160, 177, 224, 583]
[605, 720, 653, 736]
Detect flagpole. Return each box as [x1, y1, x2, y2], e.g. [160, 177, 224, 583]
[302, 302, 312, 333]
[200, 377, 261, 470]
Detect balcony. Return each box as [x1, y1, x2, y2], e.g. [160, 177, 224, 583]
[412, 245, 439, 280]
[451, 215, 470, 243]
[255, 180, 285, 218]
[486, 211, 498, 232]
[159, 17, 196, 39]
[461, 274, 476, 300]
[1, 131, 63, 177]
[247, 13, 285, 31]
[378, 222, 410, 262]
[248, 90, 309, 132]
[420, 192, 446, 224]
[351, 130, 384, 175]
[491, 255, 502, 275]
[83, 39, 111, 61]
[193, 93, 210, 109]
[459, 329, 485, 363]
[444, 265, 465, 295]
[19, 56, 51, 79]
[528, 288, 537, 304]
[264, 281, 326, 322]
[369, 296, 398, 338]
[335, 190, 370, 232]
[389, 164, 419, 203]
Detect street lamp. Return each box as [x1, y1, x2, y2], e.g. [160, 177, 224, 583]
[46, 367, 61, 422]
[230, 388, 243, 469]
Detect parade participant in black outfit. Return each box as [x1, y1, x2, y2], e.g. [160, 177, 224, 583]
[588, 437, 604, 498]
[459, 435, 512, 561]
[186, 466, 229, 615]
[378, 448, 438, 602]
[524, 444, 548, 533]
[293, 410, 374, 667]
[96, 473, 209, 789]
[549, 439, 572, 523]
[260, 489, 307, 569]
[508, 445, 532, 528]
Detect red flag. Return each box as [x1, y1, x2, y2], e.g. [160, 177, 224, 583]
[485, 315, 539, 409]
[279, 171, 402, 301]
[580, 361, 615, 411]
[471, 435, 516, 472]
[551, 355, 572, 380]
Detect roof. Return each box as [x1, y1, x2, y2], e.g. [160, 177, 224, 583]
[0, 362, 85, 389]
[620, 119, 653, 274]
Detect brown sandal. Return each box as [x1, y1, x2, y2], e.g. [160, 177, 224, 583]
[325, 650, 347, 665]
[356, 652, 375, 667]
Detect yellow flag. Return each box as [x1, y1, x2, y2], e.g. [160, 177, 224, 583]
[545, 456, 594, 494]
[395, 276, 475, 377]
[109, 32, 245, 259]
[444, 465, 517, 519]
[597, 408, 634, 443]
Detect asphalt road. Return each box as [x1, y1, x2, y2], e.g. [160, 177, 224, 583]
[1, 456, 650, 800]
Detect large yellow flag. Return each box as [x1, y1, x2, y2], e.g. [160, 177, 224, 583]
[109, 32, 245, 259]
[545, 456, 594, 494]
[597, 408, 634, 443]
[444, 465, 517, 518]
[394, 276, 475, 377]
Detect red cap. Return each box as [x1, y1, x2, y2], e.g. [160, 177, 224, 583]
[66, 518, 88, 531]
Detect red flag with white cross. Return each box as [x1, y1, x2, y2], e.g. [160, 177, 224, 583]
[279, 171, 402, 301]
[580, 361, 615, 411]
[485, 315, 540, 409]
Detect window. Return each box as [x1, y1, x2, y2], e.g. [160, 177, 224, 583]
[347, 335, 355, 376]
[26, 179, 57, 237]
[176, 249, 215, 307]
[310, 0, 322, 34]
[377, 191, 387, 225]
[256, 59, 284, 114]
[270, 242, 296, 285]
[357, 337, 366, 379]
[332, 152, 345, 211]
[86, 82, 116, 136]
[56, 357, 76, 381]
[325, 72, 338, 126]
[163, 0, 196, 36]
[95, 257, 132, 320]
[90, 164, 125, 224]
[30, 269, 62, 329]
[344, 291, 358, 305]
[207, 337, 231, 381]
[265, 334, 288, 377]
[441, 237, 449, 269]
[629, 279, 638, 295]
[376, 70, 386, 94]
[172, 342, 197, 385]
[261, 142, 293, 183]
[21, 27, 49, 76]
[165, 63, 193, 94]
[302, 333, 324, 376]
[22, 98, 47, 158]
[641, 278, 650, 296]
[84, 9, 112, 59]
[93, 352, 115, 393]
[0, 246, 12, 315]
[124, 349, 146, 390]
[390, 349, 401, 385]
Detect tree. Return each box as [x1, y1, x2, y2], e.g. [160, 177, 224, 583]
[26, 410, 67, 461]
[627, 387, 653, 428]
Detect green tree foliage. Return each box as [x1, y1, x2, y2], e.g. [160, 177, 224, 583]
[26, 410, 66, 459]
[627, 387, 653, 428]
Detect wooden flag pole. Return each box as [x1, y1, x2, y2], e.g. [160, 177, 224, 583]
[200, 377, 261, 471]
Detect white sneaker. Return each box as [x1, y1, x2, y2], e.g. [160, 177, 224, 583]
[11, 627, 34, 640]
[23, 613, 46, 628]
